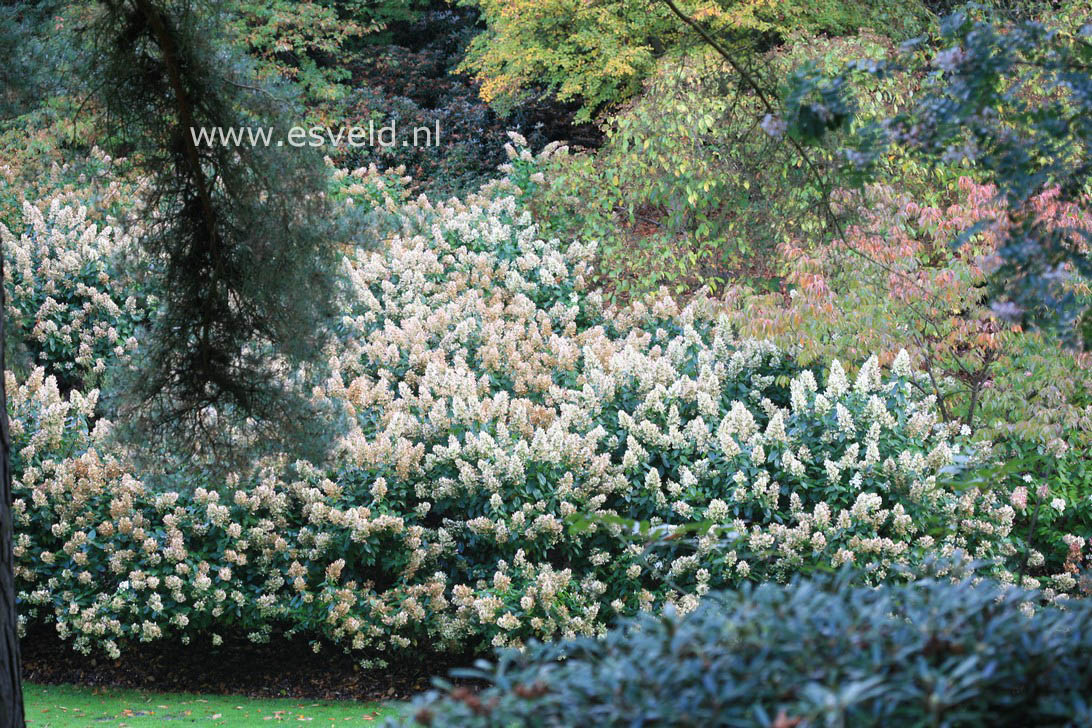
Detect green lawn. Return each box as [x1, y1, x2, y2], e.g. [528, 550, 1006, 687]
[25, 683, 399, 726]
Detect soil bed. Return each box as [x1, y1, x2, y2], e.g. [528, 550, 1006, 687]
[22, 622, 481, 702]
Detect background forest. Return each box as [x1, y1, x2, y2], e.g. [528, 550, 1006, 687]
[2, 0, 1092, 725]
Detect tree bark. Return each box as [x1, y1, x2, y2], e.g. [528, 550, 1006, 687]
[1, 238, 26, 726]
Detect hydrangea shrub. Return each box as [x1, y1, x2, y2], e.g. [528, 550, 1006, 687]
[10, 143, 1087, 663]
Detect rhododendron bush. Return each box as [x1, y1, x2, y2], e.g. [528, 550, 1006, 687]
[6, 142, 1088, 665]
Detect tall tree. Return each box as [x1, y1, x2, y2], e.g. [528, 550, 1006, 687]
[1, 3, 52, 722]
[85, 0, 341, 457]
[0, 255, 24, 728]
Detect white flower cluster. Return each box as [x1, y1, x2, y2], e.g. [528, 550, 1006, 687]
[3, 198, 145, 383]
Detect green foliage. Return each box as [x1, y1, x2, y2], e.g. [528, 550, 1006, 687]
[459, 0, 934, 120]
[331, 0, 424, 33]
[978, 328, 1092, 450]
[396, 571, 1092, 727]
[528, 32, 955, 301]
[224, 0, 426, 103]
[457, 0, 678, 121]
[224, 0, 362, 103]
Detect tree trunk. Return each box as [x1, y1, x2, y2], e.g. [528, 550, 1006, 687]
[0, 241, 26, 726]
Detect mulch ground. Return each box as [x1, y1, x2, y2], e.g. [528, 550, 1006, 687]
[21, 622, 483, 702]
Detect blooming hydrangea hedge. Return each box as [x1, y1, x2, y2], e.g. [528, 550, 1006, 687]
[8, 141, 1086, 663]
